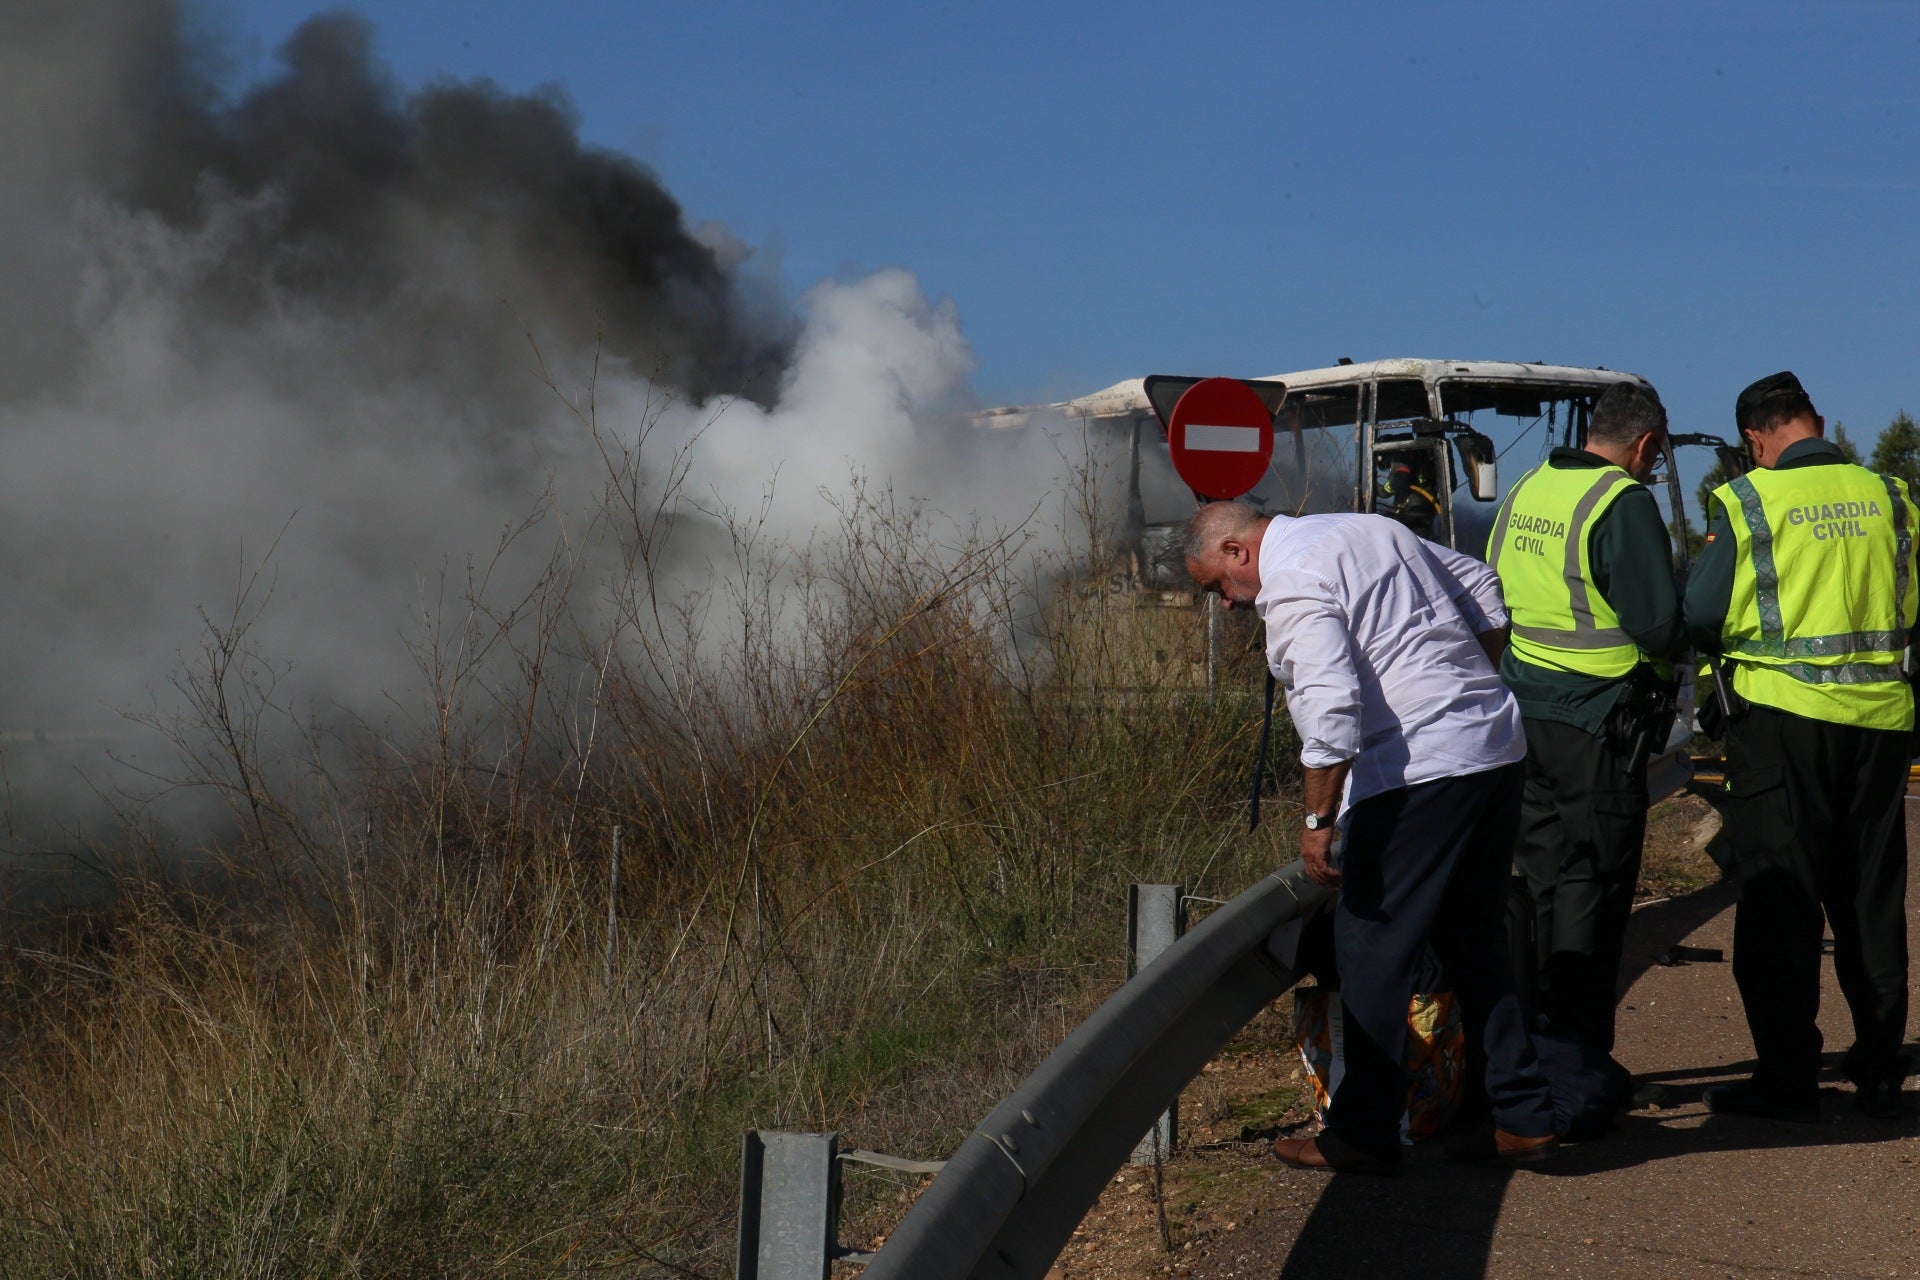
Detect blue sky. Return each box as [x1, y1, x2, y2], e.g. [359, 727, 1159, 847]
[217, 1, 1920, 445]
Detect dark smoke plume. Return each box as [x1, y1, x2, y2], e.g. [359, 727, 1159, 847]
[0, 1, 1091, 871]
[2, 1, 794, 407]
[0, 1, 794, 848]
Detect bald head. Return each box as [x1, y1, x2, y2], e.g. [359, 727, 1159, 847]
[1182, 500, 1269, 610]
[1187, 500, 1265, 547]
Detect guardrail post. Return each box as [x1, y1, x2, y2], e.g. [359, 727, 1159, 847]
[1128, 883, 1187, 1164]
[736, 1130, 840, 1279]
[1205, 595, 1222, 696]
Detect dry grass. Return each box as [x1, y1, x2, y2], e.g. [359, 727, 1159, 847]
[0, 393, 1297, 1277]
[1637, 790, 1727, 899]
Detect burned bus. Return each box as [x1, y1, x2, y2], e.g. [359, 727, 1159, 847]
[981, 357, 1739, 575]
[984, 357, 1738, 779]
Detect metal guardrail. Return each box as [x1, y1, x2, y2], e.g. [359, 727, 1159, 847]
[857, 861, 1333, 1280]
[746, 754, 1725, 1276]
[737, 1136, 950, 1277]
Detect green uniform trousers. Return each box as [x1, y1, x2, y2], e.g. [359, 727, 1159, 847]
[1723, 702, 1911, 1096]
[1510, 714, 1648, 1055]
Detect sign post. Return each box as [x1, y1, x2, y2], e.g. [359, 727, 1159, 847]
[1166, 377, 1275, 500]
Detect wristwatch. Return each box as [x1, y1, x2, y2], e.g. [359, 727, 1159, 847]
[1302, 810, 1336, 831]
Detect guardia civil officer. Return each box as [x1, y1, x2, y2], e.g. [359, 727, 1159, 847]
[1685, 372, 1917, 1121]
[1487, 382, 1683, 1074]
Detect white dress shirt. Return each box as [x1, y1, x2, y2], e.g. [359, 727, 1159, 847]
[1257, 513, 1525, 810]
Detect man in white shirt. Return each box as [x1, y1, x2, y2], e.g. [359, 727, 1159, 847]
[1184, 500, 1556, 1173]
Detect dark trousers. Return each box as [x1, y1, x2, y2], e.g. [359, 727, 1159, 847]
[1510, 715, 1648, 1055]
[1723, 702, 1911, 1096]
[1328, 761, 1555, 1156]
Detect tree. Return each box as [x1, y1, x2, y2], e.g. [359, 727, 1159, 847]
[1831, 419, 1862, 464]
[1694, 456, 1730, 519]
[1869, 411, 1920, 489]
[1664, 453, 1729, 565]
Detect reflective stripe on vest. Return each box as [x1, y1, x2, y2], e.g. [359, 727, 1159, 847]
[1715, 464, 1918, 730]
[1489, 464, 1640, 671]
[1725, 471, 1911, 681]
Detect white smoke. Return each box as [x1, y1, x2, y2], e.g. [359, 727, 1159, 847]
[0, 8, 1103, 857]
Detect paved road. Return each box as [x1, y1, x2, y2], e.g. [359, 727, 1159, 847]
[1182, 799, 1920, 1280]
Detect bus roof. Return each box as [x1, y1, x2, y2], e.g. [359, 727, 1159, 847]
[975, 359, 1652, 428]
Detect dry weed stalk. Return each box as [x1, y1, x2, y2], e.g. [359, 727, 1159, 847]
[0, 356, 1292, 1277]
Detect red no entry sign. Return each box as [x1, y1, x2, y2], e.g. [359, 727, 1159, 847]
[1166, 377, 1274, 500]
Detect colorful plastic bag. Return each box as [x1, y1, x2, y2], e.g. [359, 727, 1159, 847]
[1292, 985, 1465, 1143]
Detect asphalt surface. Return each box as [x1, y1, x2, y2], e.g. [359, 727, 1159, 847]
[1180, 798, 1920, 1280]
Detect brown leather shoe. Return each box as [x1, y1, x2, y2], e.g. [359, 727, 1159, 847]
[1271, 1131, 1401, 1175]
[1444, 1124, 1558, 1164]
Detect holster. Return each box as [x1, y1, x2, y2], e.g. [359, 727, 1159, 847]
[1697, 654, 1745, 739]
[1610, 666, 1680, 771]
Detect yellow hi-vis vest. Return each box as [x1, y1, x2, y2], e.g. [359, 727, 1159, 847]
[1486, 462, 1645, 677]
[1713, 463, 1918, 731]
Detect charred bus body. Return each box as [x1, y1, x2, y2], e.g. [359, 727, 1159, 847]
[989, 357, 1736, 573]
[983, 358, 1742, 777]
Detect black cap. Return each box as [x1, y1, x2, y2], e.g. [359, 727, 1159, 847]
[1734, 371, 1806, 432]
